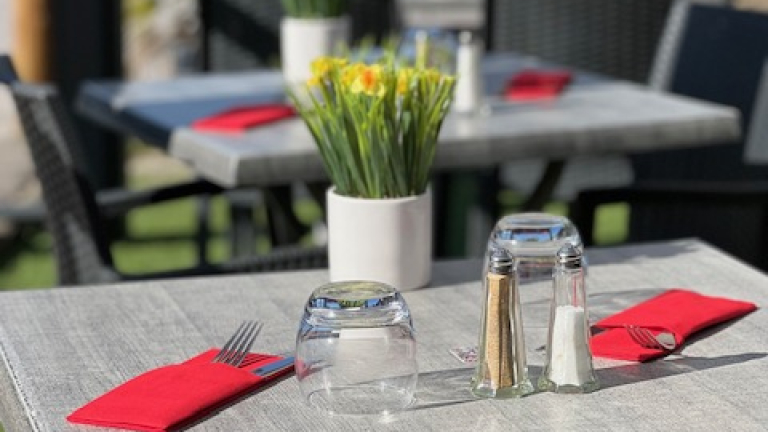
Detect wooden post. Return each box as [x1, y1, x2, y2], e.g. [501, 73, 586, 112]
[11, 0, 50, 82]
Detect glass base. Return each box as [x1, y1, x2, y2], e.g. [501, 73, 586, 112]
[538, 376, 600, 394]
[307, 384, 415, 416]
[471, 378, 535, 399]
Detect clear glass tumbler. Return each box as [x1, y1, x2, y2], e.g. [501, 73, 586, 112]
[486, 212, 584, 283]
[295, 281, 418, 416]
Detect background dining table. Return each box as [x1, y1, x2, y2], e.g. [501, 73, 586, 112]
[0, 238, 766, 431]
[76, 52, 741, 257]
[78, 53, 739, 189]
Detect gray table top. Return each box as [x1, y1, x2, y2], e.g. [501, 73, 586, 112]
[77, 54, 740, 188]
[0, 239, 766, 431]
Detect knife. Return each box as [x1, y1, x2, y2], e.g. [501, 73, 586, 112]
[252, 356, 295, 378]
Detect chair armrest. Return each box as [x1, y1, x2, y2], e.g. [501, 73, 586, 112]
[220, 245, 328, 273]
[96, 180, 224, 218]
[119, 245, 328, 282]
[0, 201, 45, 223]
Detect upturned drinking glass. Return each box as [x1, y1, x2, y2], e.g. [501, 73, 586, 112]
[485, 212, 585, 283]
[295, 281, 418, 416]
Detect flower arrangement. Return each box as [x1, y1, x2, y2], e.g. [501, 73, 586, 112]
[291, 55, 456, 199]
[281, 0, 349, 18]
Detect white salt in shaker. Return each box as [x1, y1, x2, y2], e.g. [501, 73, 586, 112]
[539, 243, 599, 393]
[453, 31, 484, 113]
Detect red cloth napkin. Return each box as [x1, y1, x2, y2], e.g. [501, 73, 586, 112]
[67, 349, 293, 432]
[590, 289, 757, 362]
[504, 69, 573, 101]
[191, 104, 295, 133]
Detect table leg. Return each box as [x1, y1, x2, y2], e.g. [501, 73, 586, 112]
[195, 196, 210, 266]
[434, 160, 568, 258]
[264, 185, 308, 247]
[434, 169, 500, 258]
[521, 160, 566, 211]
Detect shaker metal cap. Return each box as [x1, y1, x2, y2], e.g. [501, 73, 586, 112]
[489, 247, 514, 274]
[556, 243, 583, 269]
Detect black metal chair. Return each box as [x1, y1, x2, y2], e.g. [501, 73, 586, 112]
[0, 60, 326, 286]
[571, 2, 768, 270]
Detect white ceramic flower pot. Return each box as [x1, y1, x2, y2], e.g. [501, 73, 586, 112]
[327, 188, 432, 291]
[280, 16, 350, 87]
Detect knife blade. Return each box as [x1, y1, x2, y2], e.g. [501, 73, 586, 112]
[252, 356, 295, 377]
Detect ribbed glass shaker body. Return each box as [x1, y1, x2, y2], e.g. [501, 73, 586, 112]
[539, 244, 599, 393]
[471, 248, 534, 398]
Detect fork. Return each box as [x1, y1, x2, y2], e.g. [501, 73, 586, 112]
[212, 321, 263, 367]
[624, 325, 677, 351]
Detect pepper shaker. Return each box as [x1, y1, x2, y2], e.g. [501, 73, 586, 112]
[539, 243, 599, 394]
[471, 247, 534, 398]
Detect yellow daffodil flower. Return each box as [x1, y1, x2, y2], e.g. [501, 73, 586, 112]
[341, 63, 366, 87]
[350, 64, 387, 97]
[309, 57, 347, 83]
[397, 68, 415, 95]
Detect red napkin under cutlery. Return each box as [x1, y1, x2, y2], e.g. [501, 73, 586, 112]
[67, 349, 294, 432]
[590, 289, 757, 362]
[191, 104, 295, 133]
[504, 69, 573, 101]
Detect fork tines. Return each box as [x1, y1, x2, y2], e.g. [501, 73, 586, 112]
[213, 320, 263, 367]
[624, 324, 666, 350]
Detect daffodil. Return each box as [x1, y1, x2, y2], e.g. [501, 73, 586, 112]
[306, 75, 322, 87]
[397, 68, 416, 95]
[350, 65, 387, 97]
[341, 63, 366, 87]
[309, 57, 347, 83]
[290, 52, 456, 199]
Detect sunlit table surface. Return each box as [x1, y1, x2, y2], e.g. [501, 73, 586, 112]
[77, 53, 740, 189]
[0, 239, 766, 431]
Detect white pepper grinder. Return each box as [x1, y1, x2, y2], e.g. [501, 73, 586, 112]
[453, 31, 484, 114]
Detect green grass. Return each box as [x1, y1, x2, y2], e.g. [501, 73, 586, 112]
[0, 179, 628, 290]
[498, 190, 629, 245]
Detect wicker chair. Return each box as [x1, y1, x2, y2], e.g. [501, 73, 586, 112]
[1, 75, 326, 286]
[488, 0, 676, 207]
[487, 0, 673, 82]
[571, 1, 768, 270]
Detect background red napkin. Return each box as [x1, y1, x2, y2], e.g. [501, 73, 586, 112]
[192, 104, 295, 133]
[504, 69, 573, 101]
[590, 289, 757, 362]
[67, 349, 293, 432]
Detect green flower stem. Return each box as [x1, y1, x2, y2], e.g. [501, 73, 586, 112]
[291, 57, 455, 199]
[281, 0, 349, 18]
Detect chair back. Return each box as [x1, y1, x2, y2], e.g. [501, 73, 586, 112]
[634, 1, 768, 182]
[7, 80, 118, 285]
[624, 3, 768, 265]
[744, 60, 768, 164]
[487, 0, 673, 82]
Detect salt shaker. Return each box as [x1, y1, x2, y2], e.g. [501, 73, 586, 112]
[471, 247, 534, 398]
[539, 243, 599, 394]
[453, 31, 484, 113]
